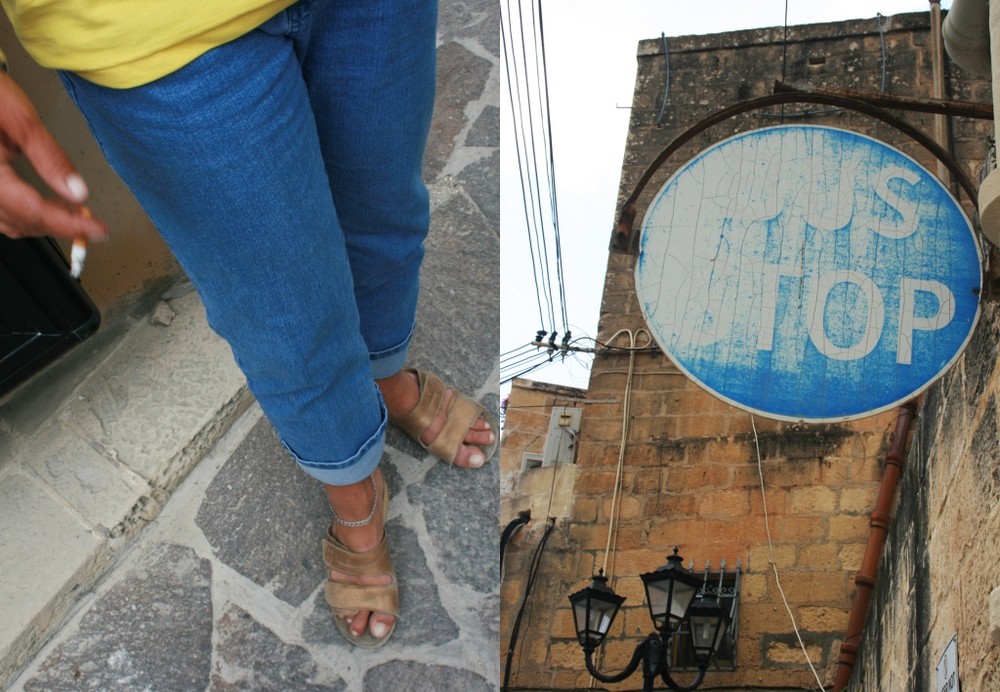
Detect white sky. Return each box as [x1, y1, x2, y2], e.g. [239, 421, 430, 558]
[500, 0, 952, 393]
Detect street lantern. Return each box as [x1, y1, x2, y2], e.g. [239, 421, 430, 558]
[640, 548, 704, 632]
[686, 593, 731, 665]
[568, 570, 625, 650]
[567, 548, 736, 692]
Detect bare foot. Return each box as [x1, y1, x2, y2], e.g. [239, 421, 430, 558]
[377, 370, 495, 468]
[325, 470, 395, 641]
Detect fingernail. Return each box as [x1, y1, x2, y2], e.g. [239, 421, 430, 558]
[483, 421, 491, 430]
[66, 173, 89, 202]
[350, 628, 360, 637]
[371, 622, 388, 638]
[470, 454, 485, 468]
[488, 432, 496, 443]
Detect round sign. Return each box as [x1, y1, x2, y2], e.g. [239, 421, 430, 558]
[635, 125, 982, 422]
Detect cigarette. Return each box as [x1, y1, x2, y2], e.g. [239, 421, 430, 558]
[70, 236, 87, 278]
[70, 207, 92, 279]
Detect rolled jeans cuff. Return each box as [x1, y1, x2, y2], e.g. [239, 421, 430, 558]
[369, 322, 415, 379]
[284, 400, 388, 486]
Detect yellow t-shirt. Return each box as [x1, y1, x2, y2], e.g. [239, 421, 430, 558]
[1, 0, 297, 88]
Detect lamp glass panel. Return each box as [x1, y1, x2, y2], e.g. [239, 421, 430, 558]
[645, 579, 670, 627]
[689, 607, 729, 660]
[669, 580, 698, 622]
[571, 589, 621, 647]
[572, 598, 589, 634]
[689, 612, 719, 653]
[589, 598, 618, 635]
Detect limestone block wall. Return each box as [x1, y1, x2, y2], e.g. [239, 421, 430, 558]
[500, 10, 994, 692]
[852, 305, 1000, 690]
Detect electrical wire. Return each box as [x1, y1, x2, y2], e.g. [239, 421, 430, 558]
[501, 329, 660, 386]
[751, 413, 826, 691]
[501, 0, 549, 331]
[500, 513, 530, 582]
[501, 342, 539, 360]
[599, 329, 653, 578]
[519, 1, 556, 332]
[501, 0, 571, 341]
[502, 518, 556, 691]
[501, 354, 558, 385]
[502, 349, 553, 372]
[781, 0, 789, 122]
[535, 0, 570, 333]
[656, 33, 670, 124]
[877, 13, 887, 93]
[513, 0, 558, 331]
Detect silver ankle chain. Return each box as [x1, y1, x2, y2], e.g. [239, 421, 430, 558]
[331, 476, 378, 528]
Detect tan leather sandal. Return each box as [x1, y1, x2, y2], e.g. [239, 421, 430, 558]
[323, 476, 398, 648]
[389, 368, 498, 466]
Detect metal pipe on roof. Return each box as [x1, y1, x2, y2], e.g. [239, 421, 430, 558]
[942, 0, 991, 77]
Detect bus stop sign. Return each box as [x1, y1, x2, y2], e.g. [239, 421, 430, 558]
[636, 125, 982, 422]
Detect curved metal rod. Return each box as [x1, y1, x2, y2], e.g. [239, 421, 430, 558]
[584, 634, 712, 691]
[583, 638, 649, 684]
[662, 665, 708, 692]
[614, 92, 979, 250]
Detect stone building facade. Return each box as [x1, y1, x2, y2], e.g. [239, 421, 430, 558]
[501, 10, 997, 691]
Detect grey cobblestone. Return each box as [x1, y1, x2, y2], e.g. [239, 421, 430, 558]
[22, 544, 213, 692]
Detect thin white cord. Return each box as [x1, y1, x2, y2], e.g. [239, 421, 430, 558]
[599, 328, 653, 578]
[591, 328, 651, 690]
[751, 413, 827, 691]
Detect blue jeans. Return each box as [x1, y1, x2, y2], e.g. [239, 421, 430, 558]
[59, 0, 437, 485]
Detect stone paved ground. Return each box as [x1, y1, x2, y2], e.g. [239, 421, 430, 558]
[8, 1, 499, 689]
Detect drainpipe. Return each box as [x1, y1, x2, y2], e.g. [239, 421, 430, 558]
[946, 0, 1000, 244]
[833, 401, 918, 691]
[930, 1, 954, 188]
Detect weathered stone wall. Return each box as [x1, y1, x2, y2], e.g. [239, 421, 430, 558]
[500, 11, 994, 691]
[852, 296, 1000, 689]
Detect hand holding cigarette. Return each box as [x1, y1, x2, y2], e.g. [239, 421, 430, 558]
[0, 69, 108, 243]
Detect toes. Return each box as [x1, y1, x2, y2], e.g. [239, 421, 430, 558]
[464, 425, 496, 447]
[350, 610, 371, 638]
[453, 443, 488, 469]
[369, 613, 395, 640]
[346, 611, 394, 640]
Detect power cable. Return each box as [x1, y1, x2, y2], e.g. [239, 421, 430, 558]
[501, 0, 572, 343]
[501, 0, 550, 331]
[535, 0, 570, 333]
[501, 342, 537, 357]
[877, 13, 887, 93]
[500, 512, 530, 582]
[501, 343, 542, 364]
[751, 414, 826, 690]
[501, 350, 554, 373]
[514, 0, 558, 331]
[656, 33, 670, 124]
[502, 518, 556, 691]
[501, 355, 557, 385]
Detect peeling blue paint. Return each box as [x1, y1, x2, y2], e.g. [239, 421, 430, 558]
[635, 125, 982, 422]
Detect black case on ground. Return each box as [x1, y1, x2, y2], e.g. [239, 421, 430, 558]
[0, 236, 100, 397]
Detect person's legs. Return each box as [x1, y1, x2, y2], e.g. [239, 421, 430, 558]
[296, 0, 494, 467]
[58, 4, 396, 640]
[60, 22, 384, 483]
